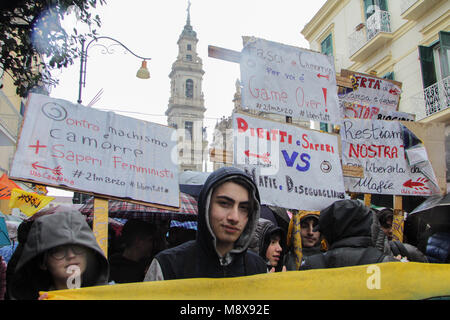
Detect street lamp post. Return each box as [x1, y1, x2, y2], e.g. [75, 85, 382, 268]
[77, 36, 152, 104]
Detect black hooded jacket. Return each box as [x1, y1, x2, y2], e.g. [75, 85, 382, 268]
[249, 218, 286, 271]
[301, 200, 398, 269]
[144, 167, 267, 280]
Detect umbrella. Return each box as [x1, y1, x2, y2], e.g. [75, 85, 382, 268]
[79, 192, 198, 223]
[178, 171, 211, 200]
[407, 193, 450, 227]
[405, 193, 450, 246]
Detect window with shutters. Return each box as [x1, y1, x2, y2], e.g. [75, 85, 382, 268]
[321, 34, 333, 57]
[418, 31, 449, 116]
[364, 0, 388, 20]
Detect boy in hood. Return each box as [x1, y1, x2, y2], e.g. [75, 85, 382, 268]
[144, 167, 267, 281]
[8, 209, 109, 300]
[249, 218, 286, 272]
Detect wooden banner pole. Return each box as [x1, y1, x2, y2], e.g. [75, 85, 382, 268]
[364, 194, 371, 207]
[93, 197, 109, 258]
[392, 195, 404, 242]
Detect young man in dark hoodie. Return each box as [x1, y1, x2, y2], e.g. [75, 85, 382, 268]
[144, 167, 267, 281]
[300, 199, 399, 270]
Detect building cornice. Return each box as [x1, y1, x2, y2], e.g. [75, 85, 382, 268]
[301, 0, 350, 41]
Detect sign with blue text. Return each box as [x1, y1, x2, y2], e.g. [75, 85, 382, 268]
[233, 113, 345, 210]
[10, 94, 180, 208]
[240, 37, 341, 124]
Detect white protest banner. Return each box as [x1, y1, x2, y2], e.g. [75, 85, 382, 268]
[240, 37, 340, 124]
[10, 94, 180, 208]
[233, 113, 345, 211]
[339, 98, 415, 121]
[340, 69, 402, 112]
[340, 118, 440, 196]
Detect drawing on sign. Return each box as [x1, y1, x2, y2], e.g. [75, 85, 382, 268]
[240, 37, 340, 124]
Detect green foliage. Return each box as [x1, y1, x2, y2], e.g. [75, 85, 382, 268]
[0, 0, 106, 97]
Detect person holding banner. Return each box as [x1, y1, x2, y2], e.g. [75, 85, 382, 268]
[300, 200, 399, 270]
[144, 167, 267, 281]
[7, 209, 109, 300]
[285, 212, 326, 271]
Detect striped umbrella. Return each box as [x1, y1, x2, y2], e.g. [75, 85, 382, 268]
[79, 192, 198, 223]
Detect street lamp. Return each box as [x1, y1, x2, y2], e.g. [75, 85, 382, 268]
[77, 36, 152, 104]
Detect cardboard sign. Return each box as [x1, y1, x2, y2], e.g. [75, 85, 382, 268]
[340, 69, 402, 112]
[240, 37, 340, 124]
[340, 118, 440, 196]
[339, 99, 415, 121]
[233, 113, 345, 211]
[10, 94, 180, 208]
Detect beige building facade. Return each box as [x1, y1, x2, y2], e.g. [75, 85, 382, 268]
[302, 0, 449, 188]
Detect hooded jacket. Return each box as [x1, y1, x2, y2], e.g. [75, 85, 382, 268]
[249, 218, 286, 271]
[144, 167, 267, 280]
[301, 200, 398, 270]
[285, 212, 323, 271]
[8, 210, 109, 300]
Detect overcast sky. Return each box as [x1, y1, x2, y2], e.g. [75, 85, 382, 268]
[47, 0, 327, 196]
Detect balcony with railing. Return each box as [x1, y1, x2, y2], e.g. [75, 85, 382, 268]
[348, 10, 393, 62]
[401, 0, 446, 21]
[424, 76, 450, 118]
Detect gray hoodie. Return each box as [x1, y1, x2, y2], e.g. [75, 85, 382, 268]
[8, 209, 109, 300]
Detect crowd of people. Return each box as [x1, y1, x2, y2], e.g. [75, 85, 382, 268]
[0, 166, 449, 299]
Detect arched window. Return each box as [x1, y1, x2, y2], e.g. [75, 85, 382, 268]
[186, 79, 194, 98]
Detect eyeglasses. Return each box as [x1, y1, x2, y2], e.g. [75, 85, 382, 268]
[48, 244, 87, 260]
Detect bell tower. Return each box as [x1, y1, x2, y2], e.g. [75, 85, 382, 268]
[166, 1, 207, 172]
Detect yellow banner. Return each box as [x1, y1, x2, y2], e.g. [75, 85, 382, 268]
[8, 188, 54, 217]
[42, 262, 450, 300]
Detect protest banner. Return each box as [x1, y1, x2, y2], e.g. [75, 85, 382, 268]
[0, 173, 22, 200]
[340, 69, 402, 112]
[340, 118, 440, 196]
[9, 94, 180, 209]
[233, 113, 345, 211]
[9, 188, 54, 217]
[240, 37, 341, 124]
[340, 99, 415, 121]
[42, 262, 450, 300]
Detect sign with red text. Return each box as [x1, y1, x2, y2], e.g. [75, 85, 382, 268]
[340, 118, 439, 196]
[339, 98, 415, 121]
[340, 70, 402, 113]
[240, 37, 340, 124]
[10, 94, 179, 208]
[233, 113, 345, 210]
